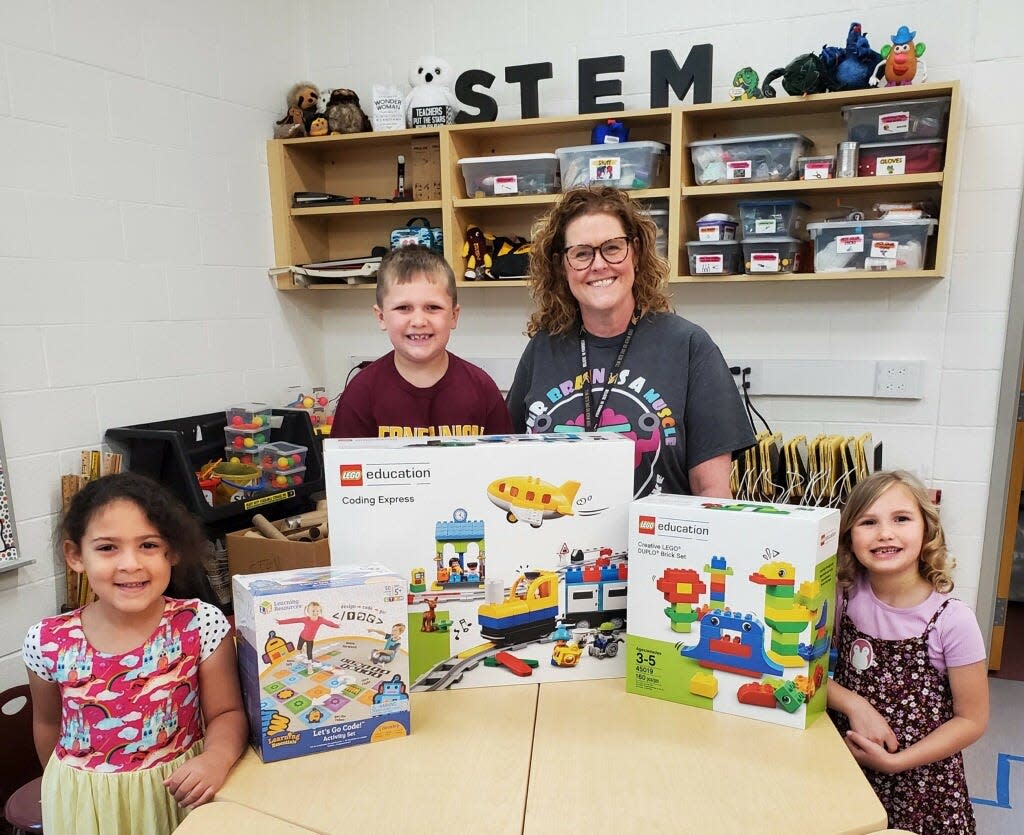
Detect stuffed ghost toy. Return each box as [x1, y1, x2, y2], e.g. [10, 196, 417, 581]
[404, 57, 460, 128]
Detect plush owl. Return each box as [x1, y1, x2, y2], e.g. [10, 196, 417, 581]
[325, 88, 372, 134]
[403, 57, 460, 128]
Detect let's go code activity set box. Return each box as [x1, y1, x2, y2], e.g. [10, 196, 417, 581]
[626, 495, 840, 729]
[324, 434, 634, 691]
[233, 564, 411, 762]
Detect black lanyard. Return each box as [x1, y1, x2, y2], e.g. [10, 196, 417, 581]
[579, 307, 640, 432]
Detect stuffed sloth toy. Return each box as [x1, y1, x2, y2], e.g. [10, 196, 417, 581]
[403, 57, 460, 128]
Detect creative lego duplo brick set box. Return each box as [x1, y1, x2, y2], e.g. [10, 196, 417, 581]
[625, 495, 840, 729]
[323, 434, 635, 691]
[233, 564, 411, 762]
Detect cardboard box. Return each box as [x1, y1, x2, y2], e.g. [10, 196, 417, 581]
[226, 525, 330, 578]
[410, 137, 441, 201]
[324, 434, 635, 691]
[233, 564, 410, 762]
[625, 495, 839, 729]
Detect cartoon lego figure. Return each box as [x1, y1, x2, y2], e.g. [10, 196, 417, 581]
[369, 623, 407, 664]
[588, 622, 620, 659]
[447, 557, 464, 582]
[276, 602, 339, 661]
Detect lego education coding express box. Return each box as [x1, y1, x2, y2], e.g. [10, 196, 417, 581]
[232, 564, 411, 762]
[324, 434, 635, 691]
[626, 495, 839, 729]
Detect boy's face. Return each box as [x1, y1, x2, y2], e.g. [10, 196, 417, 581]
[375, 274, 459, 370]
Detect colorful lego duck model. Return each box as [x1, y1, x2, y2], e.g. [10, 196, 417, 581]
[748, 561, 816, 668]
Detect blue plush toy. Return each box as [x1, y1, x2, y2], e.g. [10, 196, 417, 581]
[820, 22, 882, 91]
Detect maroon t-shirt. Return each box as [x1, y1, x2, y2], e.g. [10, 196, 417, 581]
[330, 352, 513, 439]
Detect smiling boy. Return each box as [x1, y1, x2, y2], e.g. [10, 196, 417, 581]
[329, 246, 513, 439]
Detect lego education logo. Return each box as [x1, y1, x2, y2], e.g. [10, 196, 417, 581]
[644, 516, 710, 540]
[340, 464, 363, 486]
[638, 515, 656, 535]
[339, 461, 431, 487]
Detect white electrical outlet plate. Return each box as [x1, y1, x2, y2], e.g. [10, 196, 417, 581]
[874, 360, 924, 398]
[729, 358, 924, 399]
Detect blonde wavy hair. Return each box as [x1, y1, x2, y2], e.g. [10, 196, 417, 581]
[837, 470, 955, 593]
[526, 187, 671, 336]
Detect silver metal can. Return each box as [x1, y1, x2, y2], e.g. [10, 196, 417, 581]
[837, 141, 859, 178]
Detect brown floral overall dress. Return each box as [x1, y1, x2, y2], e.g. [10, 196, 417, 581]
[828, 594, 976, 834]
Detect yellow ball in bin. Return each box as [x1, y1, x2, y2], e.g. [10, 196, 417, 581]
[278, 456, 290, 469]
[244, 437, 255, 448]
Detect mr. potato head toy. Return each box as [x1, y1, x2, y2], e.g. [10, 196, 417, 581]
[869, 25, 927, 87]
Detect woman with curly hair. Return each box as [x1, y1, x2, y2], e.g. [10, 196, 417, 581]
[827, 469, 987, 833]
[506, 186, 752, 498]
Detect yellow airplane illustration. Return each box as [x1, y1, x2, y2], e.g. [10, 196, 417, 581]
[486, 476, 581, 527]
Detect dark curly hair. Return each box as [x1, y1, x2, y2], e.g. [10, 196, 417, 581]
[58, 471, 214, 602]
[526, 186, 671, 336]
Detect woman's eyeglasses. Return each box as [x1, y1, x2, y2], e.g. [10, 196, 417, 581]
[561, 236, 631, 270]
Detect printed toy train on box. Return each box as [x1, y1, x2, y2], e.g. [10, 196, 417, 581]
[626, 496, 839, 730]
[325, 433, 635, 691]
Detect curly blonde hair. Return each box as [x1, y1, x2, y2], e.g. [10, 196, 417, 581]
[525, 187, 671, 336]
[836, 470, 955, 593]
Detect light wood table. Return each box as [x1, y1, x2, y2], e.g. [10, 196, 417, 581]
[175, 800, 318, 833]
[217, 684, 537, 834]
[525, 677, 888, 835]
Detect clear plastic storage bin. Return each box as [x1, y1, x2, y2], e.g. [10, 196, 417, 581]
[224, 444, 265, 467]
[857, 139, 945, 176]
[842, 96, 951, 144]
[457, 153, 559, 197]
[807, 218, 937, 272]
[741, 236, 803, 274]
[798, 155, 836, 180]
[226, 402, 273, 430]
[686, 241, 741, 276]
[556, 140, 667, 190]
[688, 134, 812, 185]
[263, 465, 307, 489]
[737, 199, 810, 238]
[696, 214, 738, 241]
[639, 204, 669, 257]
[261, 441, 308, 472]
[225, 425, 271, 450]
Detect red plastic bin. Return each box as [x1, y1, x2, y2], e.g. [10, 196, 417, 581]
[857, 139, 945, 177]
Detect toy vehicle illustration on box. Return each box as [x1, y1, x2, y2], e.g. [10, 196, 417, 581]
[587, 622, 622, 659]
[486, 475, 580, 527]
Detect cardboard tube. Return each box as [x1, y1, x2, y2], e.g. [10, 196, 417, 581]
[252, 514, 288, 540]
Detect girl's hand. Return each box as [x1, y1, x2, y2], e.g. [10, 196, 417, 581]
[164, 750, 233, 809]
[846, 698, 899, 753]
[844, 729, 905, 774]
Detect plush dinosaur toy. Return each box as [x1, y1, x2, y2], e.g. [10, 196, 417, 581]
[820, 22, 882, 91]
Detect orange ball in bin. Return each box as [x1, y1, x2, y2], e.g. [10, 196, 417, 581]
[252, 415, 264, 427]
[262, 455, 273, 468]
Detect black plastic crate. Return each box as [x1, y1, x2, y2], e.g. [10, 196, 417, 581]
[106, 409, 324, 539]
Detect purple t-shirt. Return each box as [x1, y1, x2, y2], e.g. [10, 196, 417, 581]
[838, 573, 987, 675]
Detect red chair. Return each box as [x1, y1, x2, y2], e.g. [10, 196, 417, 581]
[0, 685, 43, 833]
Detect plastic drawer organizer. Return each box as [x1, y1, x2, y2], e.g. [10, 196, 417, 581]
[556, 140, 667, 190]
[688, 134, 812, 185]
[808, 218, 937, 272]
[106, 410, 324, 538]
[741, 237, 803, 275]
[737, 199, 809, 239]
[686, 240, 742, 276]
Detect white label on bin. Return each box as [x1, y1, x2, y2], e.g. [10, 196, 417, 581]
[870, 239, 898, 259]
[694, 254, 724, 274]
[749, 252, 780, 272]
[876, 155, 907, 176]
[803, 161, 832, 179]
[590, 157, 621, 182]
[698, 225, 721, 241]
[754, 218, 777, 234]
[726, 160, 752, 179]
[878, 111, 911, 135]
[493, 174, 519, 194]
[864, 257, 896, 271]
[837, 234, 865, 254]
